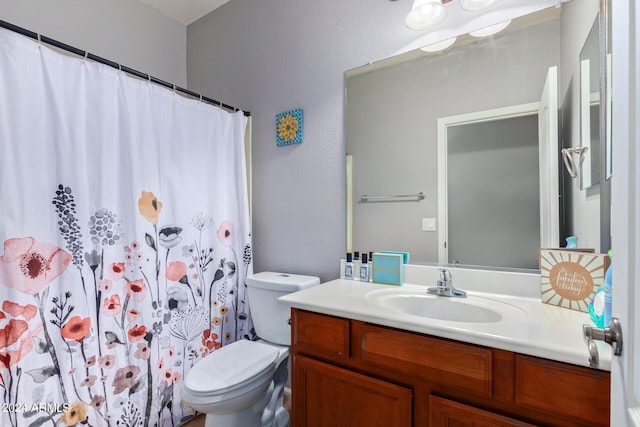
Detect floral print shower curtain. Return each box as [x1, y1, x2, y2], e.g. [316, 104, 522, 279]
[0, 28, 252, 426]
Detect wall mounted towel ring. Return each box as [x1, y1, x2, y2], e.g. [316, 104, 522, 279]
[561, 146, 588, 178]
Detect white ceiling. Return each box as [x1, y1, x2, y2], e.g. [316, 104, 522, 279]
[140, 0, 230, 25]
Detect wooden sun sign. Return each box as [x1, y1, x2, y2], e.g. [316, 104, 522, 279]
[539, 249, 609, 312]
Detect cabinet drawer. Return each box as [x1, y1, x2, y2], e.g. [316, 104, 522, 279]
[515, 355, 610, 426]
[360, 324, 492, 398]
[292, 309, 350, 360]
[294, 355, 412, 427]
[429, 395, 536, 427]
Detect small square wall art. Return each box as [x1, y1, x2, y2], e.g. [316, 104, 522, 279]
[276, 108, 303, 146]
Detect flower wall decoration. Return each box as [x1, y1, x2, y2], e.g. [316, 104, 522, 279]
[276, 108, 303, 146]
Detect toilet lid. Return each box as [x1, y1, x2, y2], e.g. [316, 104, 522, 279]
[185, 340, 279, 394]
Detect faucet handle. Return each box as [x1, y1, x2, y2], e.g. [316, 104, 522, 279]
[437, 269, 451, 287]
[428, 268, 466, 297]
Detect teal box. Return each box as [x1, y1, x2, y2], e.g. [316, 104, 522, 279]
[377, 251, 410, 264]
[372, 252, 404, 286]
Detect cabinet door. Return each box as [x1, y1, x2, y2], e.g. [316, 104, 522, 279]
[429, 395, 536, 427]
[514, 355, 610, 425]
[292, 309, 350, 361]
[292, 354, 412, 427]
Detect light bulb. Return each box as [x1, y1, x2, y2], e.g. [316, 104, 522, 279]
[406, 0, 447, 31]
[420, 37, 457, 52]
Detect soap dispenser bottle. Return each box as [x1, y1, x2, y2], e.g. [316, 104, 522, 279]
[344, 253, 354, 280]
[359, 253, 370, 282]
[604, 250, 613, 326]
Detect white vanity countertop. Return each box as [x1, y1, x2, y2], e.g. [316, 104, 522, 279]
[280, 276, 612, 371]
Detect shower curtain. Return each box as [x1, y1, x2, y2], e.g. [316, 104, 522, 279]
[0, 28, 253, 427]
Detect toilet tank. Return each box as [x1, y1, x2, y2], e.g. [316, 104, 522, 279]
[246, 271, 320, 345]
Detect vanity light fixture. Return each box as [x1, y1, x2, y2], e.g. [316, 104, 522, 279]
[406, 0, 447, 31]
[460, 0, 501, 11]
[468, 19, 511, 37]
[420, 37, 457, 52]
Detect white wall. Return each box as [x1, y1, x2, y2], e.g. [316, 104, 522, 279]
[0, 0, 187, 85]
[187, 0, 563, 281]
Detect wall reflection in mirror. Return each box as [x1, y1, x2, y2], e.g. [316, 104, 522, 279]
[579, 16, 600, 189]
[345, 0, 610, 271]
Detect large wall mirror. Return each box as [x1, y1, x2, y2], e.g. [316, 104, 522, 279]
[346, 0, 610, 271]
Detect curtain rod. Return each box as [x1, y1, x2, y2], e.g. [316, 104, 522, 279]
[0, 19, 251, 117]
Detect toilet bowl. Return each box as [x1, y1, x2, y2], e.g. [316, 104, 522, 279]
[182, 340, 288, 427]
[181, 272, 320, 427]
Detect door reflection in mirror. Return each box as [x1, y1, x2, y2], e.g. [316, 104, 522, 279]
[441, 111, 540, 269]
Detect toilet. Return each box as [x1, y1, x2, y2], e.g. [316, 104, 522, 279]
[181, 271, 320, 427]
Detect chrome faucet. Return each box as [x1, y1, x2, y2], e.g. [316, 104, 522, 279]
[427, 269, 467, 298]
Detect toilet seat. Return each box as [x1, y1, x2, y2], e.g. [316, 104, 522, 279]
[184, 340, 280, 396]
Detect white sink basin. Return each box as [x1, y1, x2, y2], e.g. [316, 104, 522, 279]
[365, 288, 527, 323]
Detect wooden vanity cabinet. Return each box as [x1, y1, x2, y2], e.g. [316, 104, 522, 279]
[290, 308, 610, 427]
